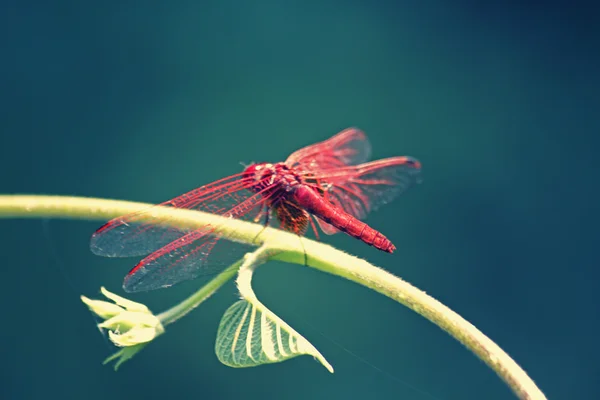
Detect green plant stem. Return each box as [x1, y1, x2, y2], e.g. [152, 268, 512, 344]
[157, 261, 241, 325]
[0, 195, 546, 400]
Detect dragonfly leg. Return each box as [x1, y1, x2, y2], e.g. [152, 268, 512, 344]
[253, 204, 267, 223]
[251, 207, 271, 244]
[308, 215, 321, 241]
[299, 234, 308, 267]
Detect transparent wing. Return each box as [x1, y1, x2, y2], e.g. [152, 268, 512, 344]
[91, 173, 252, 257]
[122, 221, 255, 292]
[90, 172, 274, 292]
[285, 128, 371, 171]
[310, 157, 422, 233]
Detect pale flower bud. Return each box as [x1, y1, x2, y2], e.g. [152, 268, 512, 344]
[81, 287, 165, 370]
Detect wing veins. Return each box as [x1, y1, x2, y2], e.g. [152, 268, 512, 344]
[127, 176, 279, 290]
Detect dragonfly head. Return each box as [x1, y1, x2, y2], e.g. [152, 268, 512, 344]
[243, 163, 275, 191]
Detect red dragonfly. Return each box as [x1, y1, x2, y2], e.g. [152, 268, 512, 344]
[91, 128, 421, 292]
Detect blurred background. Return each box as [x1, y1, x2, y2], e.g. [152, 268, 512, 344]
[1, 1, 598, 399]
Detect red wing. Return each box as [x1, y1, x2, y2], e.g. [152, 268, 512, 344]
[285, 128, 371, 171]
[310, 157, 422, 234]
[122, 226, 253, 292]
[90, 172, 274, 292]
[91, 172, 251, 258]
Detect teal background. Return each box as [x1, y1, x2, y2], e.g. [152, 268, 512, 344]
[1, 1, 598, 399]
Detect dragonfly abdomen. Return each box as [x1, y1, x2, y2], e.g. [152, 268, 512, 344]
[292, 185, 396, 253]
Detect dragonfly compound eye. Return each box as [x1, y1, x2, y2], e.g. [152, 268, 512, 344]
[242, 163, 275, 191]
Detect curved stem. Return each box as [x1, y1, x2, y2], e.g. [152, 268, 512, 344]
[0, 195, 546, 400]
[157, 261, 241, 325]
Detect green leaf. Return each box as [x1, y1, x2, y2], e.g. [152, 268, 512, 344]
[215, 247, 333, 373]
[215, 299, 333, 373]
